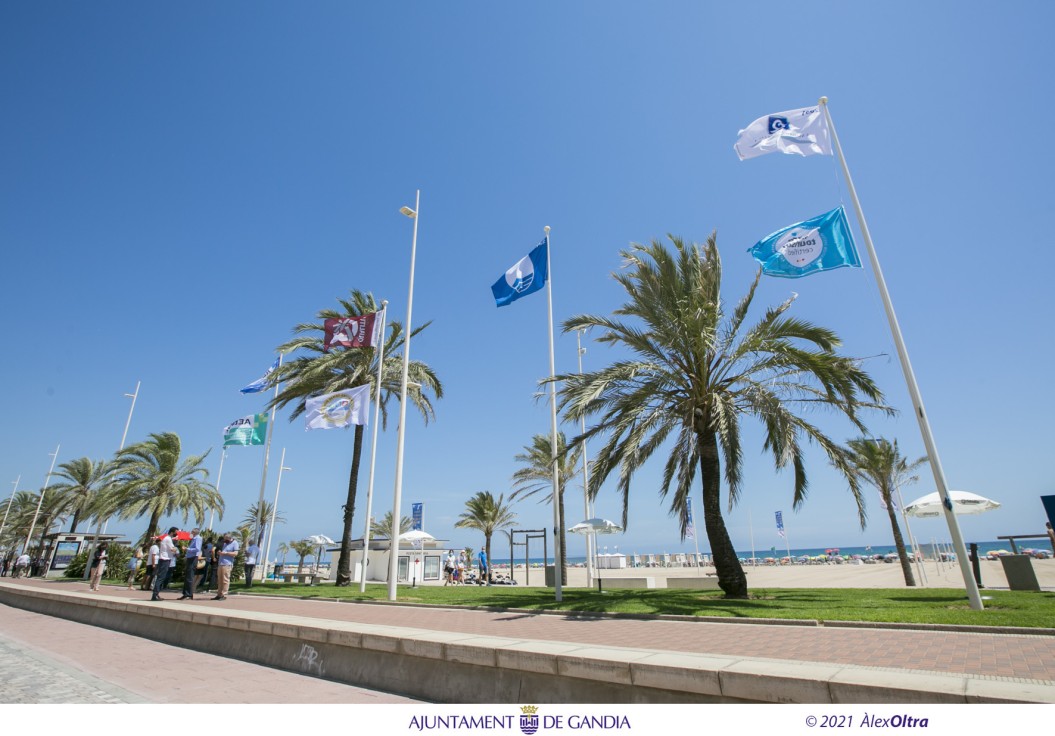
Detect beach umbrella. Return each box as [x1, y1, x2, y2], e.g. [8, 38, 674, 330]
[305, 534, 336, 575]
[399, 530, 435, 543]
[903, 490, 1001, 518]
[569, 518, 624, 535]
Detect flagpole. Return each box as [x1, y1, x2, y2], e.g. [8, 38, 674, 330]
[820, 96, 982, 611]
[103, 381, 139, 534]
[209, 448, 226, 531]
[263, 448, 290, 584]
[544, 226, 563, 603]
[690, 500, 702, 576]
[0, 476, 21, 545]
[22, 444, 60, 557]
[254, 354, 283, 564]
[360, 301, 388, 592]
[388, 190, 420, 601]
[748, 509, 755, 569]
[576, 329, 594, 588]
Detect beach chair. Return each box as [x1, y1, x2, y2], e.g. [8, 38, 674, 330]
[661, 553, 671, 567]
[631, 553, 641, 568]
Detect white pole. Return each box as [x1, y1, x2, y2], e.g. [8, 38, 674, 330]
[748, 509, 756, 568]
[209, 448, 227, 531]
[576, 329, 594, 588]
[360, 302, 389, 592]
[102, 381, 139, 535]
[820, 97, 982, 611]
[22, 445, 60, 556]
[254, 354, 283, 563]
[0, 476, 21, 544]
[544, 227, 563, 603]
[263, 448, 290, 584]
[894, 480, 928, 586]
[388, 190, 420, 601]
[690, 499, 702, 576]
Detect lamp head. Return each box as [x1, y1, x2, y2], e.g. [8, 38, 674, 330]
[400, 206, 416, 218]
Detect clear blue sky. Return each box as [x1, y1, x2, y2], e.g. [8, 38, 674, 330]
[2, 3, 1052, 561]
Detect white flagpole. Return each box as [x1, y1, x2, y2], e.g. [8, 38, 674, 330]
[254, 354, 283, 562]
[690, 500, 702, 575]
[576, 329, 594, 588]
[820, 97, 983, 611]
[748, 509, 755, 569]
[22, 445, 60, 556]
[263, 448, 290, 584]
[208, 448, 227, 531]
[360, 302, 389, 592]
[544, 226, 563, 603]
[388, 190, 420, 601]
[0, 476, 21, 545]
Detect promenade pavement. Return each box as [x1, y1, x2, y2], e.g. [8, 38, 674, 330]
[0, 598, 422, 704]
[7, 576, 1055, 689]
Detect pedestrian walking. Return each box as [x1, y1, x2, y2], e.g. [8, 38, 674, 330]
[88, 542, 108, 591]
[13, 552, 30, 579]
[213, 532, 239, 601]
[199, 536, 215, 593]
[151, 528, 179, 601]
[126, 547, 144, 590]
[244, 539, 260, 587]
[142, 539, 159, 591]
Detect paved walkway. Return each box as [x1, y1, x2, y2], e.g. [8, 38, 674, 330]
[7, 578, 1055, 689]
[0, 599, 422, 704]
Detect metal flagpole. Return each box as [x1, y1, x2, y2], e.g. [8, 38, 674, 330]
[263, 448, 290, 584]
[360, 301, 388, 592]
[544, 226, 563, 603]
[388, 191, 420, 601]
[748, 509, 755, 569]
[254, 354, 283, 567]
[689, 499, 702, 575]
[576, 329, 594, 588]
[820, 97, 983, 610]
[0, 476, 21, 544]
[208, 448, 227, 531]
[22, 445, 60, 556]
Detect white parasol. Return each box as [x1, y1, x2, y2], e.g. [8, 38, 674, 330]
[903, 491, 1001, 518]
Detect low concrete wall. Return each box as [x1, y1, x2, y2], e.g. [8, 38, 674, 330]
[1, 581, 1050, 704]
[666, 577, 720, 590]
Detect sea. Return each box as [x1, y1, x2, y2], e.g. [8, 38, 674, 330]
[492, 540, 1051, 566]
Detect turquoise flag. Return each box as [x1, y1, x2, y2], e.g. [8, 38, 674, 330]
[223, 413, 268, 446]
[748, 206, 861, 278]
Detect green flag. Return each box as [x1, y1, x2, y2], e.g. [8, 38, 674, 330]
[224, 412, 268, 447]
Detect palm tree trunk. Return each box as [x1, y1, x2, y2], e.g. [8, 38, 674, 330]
[484, 534, 492, 584]
[69, 510, 81, 534]
[335, 424, 365, 586]
[697, 427, 748, 598]
[885, 490, 916, 587]
[142, 508, 162, 547]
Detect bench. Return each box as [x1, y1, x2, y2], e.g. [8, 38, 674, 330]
[280, 572, 320, 585]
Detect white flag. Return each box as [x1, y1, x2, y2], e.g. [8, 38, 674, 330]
[734, 105, 831, 161]
[304, 385, 371, 431]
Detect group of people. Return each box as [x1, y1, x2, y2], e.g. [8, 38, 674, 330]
[0, 551, 34, 578]
[443, 549, 489, 586]
[122, 527, 255, 602]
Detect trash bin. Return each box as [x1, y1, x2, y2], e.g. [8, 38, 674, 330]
[999, 554, 1041, 591]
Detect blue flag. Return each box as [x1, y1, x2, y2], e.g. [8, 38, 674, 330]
[491, 239, 548, 307]
[775, 510, 786, 539]
[240, 357, 279, 394]
[748, 206, 861, 278]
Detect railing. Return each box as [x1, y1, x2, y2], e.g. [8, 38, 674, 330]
[996, 534, 1051, 554]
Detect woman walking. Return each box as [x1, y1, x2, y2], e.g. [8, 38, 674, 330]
[126, 547, 144, 590]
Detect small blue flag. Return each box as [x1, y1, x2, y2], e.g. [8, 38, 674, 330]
[748, 206, 861, 279]
[491, 239, 548, 307]
[775, 510, 786, 539]
[240, 357, 279, 394]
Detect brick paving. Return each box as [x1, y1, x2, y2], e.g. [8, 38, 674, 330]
[8, 578, 1055, 685]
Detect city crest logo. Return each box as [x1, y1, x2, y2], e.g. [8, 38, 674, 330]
[519, 705, 539, 735]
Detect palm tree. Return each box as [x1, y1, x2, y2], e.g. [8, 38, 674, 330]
[556, 235, 889, 598]
[240, 500, 286, 545]
[289, 539, 316, 572]
[846, 437, 927, 587]
[511, 432, 581, 585]
[277, 541, 290, 564]
[455, 491, 517, 583]
[46, 457, 114, 533]
[106, 432, 224, 544]
[271, 289, 443, 586]
[370, 511, 413, 540]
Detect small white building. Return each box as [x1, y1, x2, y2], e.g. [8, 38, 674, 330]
[325, 537, 451, 585]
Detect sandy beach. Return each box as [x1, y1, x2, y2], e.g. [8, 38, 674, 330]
[495, 557, 1055, 590]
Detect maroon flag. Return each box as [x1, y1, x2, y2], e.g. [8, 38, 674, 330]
[324, 312, 380, 352]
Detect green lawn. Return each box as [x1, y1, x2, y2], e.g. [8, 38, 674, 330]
[240, 582, 1055, 629]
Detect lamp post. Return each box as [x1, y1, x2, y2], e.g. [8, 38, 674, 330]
[262, 448, 290, 584]
[22, 445, 61, 557]
[388, 190, 420, 601]
[576, 329, 595, 588]
[0, 476, 20, 545]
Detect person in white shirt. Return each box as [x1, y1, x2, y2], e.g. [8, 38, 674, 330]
[151, 527, 180, 601]
[142, 541, 160, 591]
[244, 541, 260, 587]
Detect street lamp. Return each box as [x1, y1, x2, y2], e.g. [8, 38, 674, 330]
[388, 190, 420, 601]
[23, 444, 61, 558]
[0, 476, 20, 544]
[262, 448, 291, 583]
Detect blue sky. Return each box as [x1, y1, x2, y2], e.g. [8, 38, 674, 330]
[2, 3, 1053, 563]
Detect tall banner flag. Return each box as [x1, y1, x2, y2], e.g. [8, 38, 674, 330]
[223, 413, 269, 447]
[324, 312, 381, 352]
[411, 502, 423, 531]
[240, 357, 279, 394]
[748, 206, 861, 279]
[304, 385, 371, 430]
[775, 511, 786, 539]
[685, 498, 695, 540]
[734, 104, 831, 160]
[491, 240, 548, 307]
